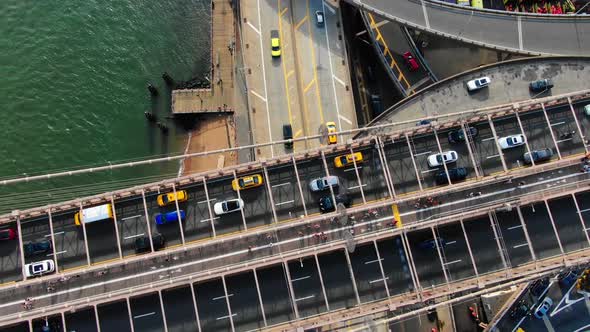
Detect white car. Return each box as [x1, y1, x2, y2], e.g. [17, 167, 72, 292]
[25, 260, 55, 278]
[427, 151, 458, 168]
[534, 297, 553, 319]
[315, 11, 324, 26]
[498, 134, 526, 150]
[214, 198, 244, 215]
[466, 76, 491, 92]
[584, 104, 590, 116]
[309, 176, 339, 192]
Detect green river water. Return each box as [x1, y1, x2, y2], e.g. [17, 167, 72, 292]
[0, 0, 211, 212]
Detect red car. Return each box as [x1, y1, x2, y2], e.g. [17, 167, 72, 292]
[0, 229, 17, 241]
[403, 51, 419, 71]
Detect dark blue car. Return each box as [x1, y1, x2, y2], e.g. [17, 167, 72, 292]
[154, 210, 186, 225]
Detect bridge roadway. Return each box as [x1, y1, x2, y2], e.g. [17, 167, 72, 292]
[0, 170, 589, 331]
[347, 0, 590, 56]
[1, 91, 589, 284]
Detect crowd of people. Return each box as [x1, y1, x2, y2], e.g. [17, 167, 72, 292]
[503, 0, 585, 14]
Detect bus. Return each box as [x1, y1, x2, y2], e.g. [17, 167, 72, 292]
[471, 0, 484, 9]
[74, 204, 113, 226]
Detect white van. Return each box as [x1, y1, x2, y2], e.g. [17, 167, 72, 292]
[74, 204, 113, 226]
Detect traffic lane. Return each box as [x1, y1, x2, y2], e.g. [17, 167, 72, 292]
[358, 147, 391, 202]
[295, 158, 329, 216]
[51, 210, 87, 271]
[194, 279, 232, 332]
[544, 105, 586, 157]
[0, 224, 22, 283]
[324, 149, 370, 207]
[226, 271, 265, 332]
[85, 219, 119, 264]
[575, 191, 590, 235]
[32, 315, 63, 332]
[520, 203, 562, 259]
[547, 196, 589, 253]
[130, 293, 165, 332]
[1, 322, 28, 332]
[518, 110, 556, 155]
[144, 192, 182, 247]
[406, 229, 446, 288]
[256, 264, 294, 326]
[20, 216, 54, 265]
[436, 223, 476, 282]
[65, 307, 98, 332]
[267, 164, 306, 222]
[240, 184, 274, 227]
[180, 183, 215, 242]
[408, 133, 439, 189]
[495, 210, 533, 267]
[161, 286, 198, 332]
[97, 300, 133, 332]
[317, 250, 358, 310]
[472, 122, 505, 176]
[436, 128, 477, 185]
[463, 216, 504, 275]
[348, 243, 388, 303]
[205, 176, 244, 235]
[377, 237, 414, 295]
[491, 116, 529, 169]
[115, 198, 152, 257]
[288, 257, 327, 317]
[382, 140, 420, 195]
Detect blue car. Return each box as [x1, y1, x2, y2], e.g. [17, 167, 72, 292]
[154, 210, 186, 225]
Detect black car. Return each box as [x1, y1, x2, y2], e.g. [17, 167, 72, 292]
[283, 124, 293, 149]
[447, 127, 478, 143]
[23, 240, 52, 258]
[530, 278, 550, 297]
[510, 300, 530, 319]
[523, 148, 553, 164]
[135, 233, 166, 253]
[319, 194, 351, 213]
[529, 78, 554, 92]
[435, 167, 468, 184]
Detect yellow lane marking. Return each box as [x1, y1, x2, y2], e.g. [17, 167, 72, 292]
[306, 0, 324, 124]
[280, 6, 288, 16]
[90, 257, 120, 266]
[392, 204, 402, 227]
[286, 70, 294, 78]
[61, 265, 87, 273]
[0, 281, 16, 287]
[278, 0, 295, 134]
[304, 78, 316, 92]
[295, 15, 308, 30]
[294, 129, 303, 138]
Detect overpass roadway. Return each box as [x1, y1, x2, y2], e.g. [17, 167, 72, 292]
[347, 0, 590, 56]
[0, 174, 588, 331]
[1, 91, 589, 285]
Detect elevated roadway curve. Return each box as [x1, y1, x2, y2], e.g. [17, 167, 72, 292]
[347, 0, 590, 56]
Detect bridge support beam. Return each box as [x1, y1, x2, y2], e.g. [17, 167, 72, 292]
[572, 193, 590, 247]
[401, 231, 422, 296]
[488, 212, 510, 274]
[433, 126, 453, 185]
[172, 184, 186, 245]
[262, 166, 279, 225]
[157, 290, 169, 332]
[292, 156, 308, 216]
[514, 111, 536, 167]
[349, 146, 367, 204]
[126, 297, 135, 332]
[47, 210, 60, 272]
[94, 305, 102, 332]
[567, 97, 589, 153]
[541, 103, 562, 160]
[344, 249, 361, 305]
[375, 136, 396, 198]
[141, 190, 155, 253]
[320, 151, 338, 215]
[431, 226, 451, 289]
[16, 216, 26, 280]
[78, 202, 92, 267]
[232, 170, 249, 231]
[461, 120, 482, 178]
[110, 196, 123, 259]
[487, 115, 508, 172]
[460, 219, 480, 283]
[252, 268, 268, 327]
[201, 178, 217, 237]
[189, 282, 203, 332]
[515, 206, 537, 263]
[373, 240, 390, 298]
[283, 261, 300, 319]
[314, 254, 331, 311]
[544, 200, 565, 257]
[221, 275, 236, 332]
[405, 133, 423, 191]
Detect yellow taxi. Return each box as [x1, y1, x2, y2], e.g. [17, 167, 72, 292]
[157, 190, 188, 207]
[232, 174, 264, 191]
[334, 152, 363, 168]
[326, 122, 337, 144]
[271, 30, 281, 57]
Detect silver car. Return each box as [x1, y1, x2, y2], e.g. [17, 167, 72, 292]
[309, 176, 339, 192]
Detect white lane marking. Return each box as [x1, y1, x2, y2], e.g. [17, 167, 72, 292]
[421, 169, 438, 174]
[275, 200, 295, 206]
[580, 208, 590, 213]
[344, 167, 363, 172]
[348, 184, 367, 190]
[443, 259, 462, 265]
[45, 231, 64, 237]
[369, 277, 389, 284]
[323, 0, 336, 14]
[556, 138, 573, 143]
[322, 0, 343, 131]
[486, 154, 500, 159]
[364, 258, 383, 265]
[481, 137, 495, 141]
[53, 250, 67, 256]
[333, 75, 345, 87]
[247, 21, 260, 35]
[550, 121, 565, 127]
[295, 295, 315, 301]
[551, 280, 585, 317]
[271, 183, 290, 188]
[508, 225, 523, 230]
[574, 325, 590, 332]
[124, 233, 145, 240]
[414, 151, 432, 157]
[134, 312, 155, 319]
[197, 198, 216, 204]
[121, 215, 142, 221]
[339, 114, 353, 125]
[250, 90, 267, 102]
[291, 275, 311, 282]
[421, 0, 430, 29]
[519, 172, 580, 189]
[212, 293, 234, 301]
[200, 217, 220, 223]
[446, 241, 456, 245]
[513, 243, 529, 249]
[517, 16, 523, 50]
[216, 313, 237, 320]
